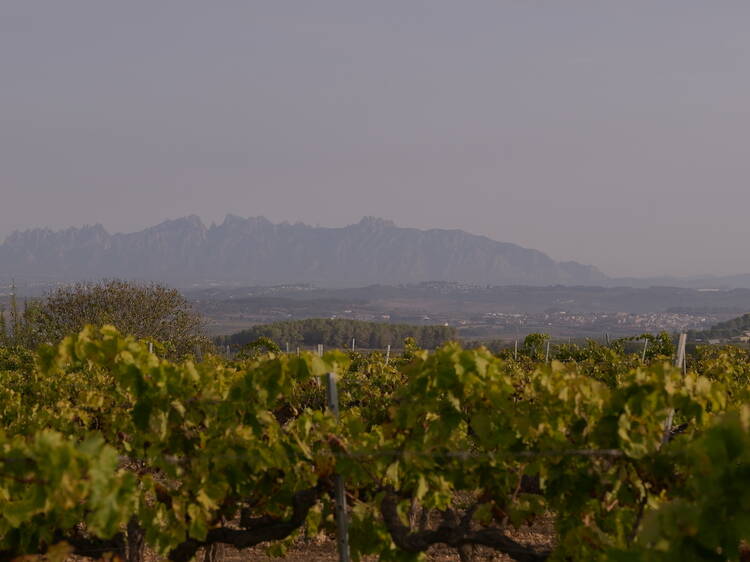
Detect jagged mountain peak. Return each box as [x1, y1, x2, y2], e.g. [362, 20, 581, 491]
[355, 216, 397, 229]
[217, 215, 274, 230]
[144, 215, 206, 232]
[4, 223, 109, 246]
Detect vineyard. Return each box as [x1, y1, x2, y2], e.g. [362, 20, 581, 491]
[2, 327, 750, 561]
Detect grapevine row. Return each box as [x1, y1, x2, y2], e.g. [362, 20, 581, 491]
[1, 327, 749, 560]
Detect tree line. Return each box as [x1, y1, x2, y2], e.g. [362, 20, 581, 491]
[690, 312, 750, 342]
[217, 318, 457, 350]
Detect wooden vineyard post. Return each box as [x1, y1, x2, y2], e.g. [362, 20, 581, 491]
[385, 344, 391, 365]
[545, 340, 551, 363]
[326, 372, 351, 562]
[662, 333, 687, 445]
[514, 339, 518, 360]
[676, 332, 687, 375]
[317, 344, 324, 357]
[641, 339, 649, 363]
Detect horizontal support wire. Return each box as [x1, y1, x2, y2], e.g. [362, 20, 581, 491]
[338, 449, 625, 459]
[114, 449, 625, 466]
[0, 448, 626, 468]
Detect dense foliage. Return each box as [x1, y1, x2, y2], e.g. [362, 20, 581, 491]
[1, 328, 750, 561]
[691, 312, 750, 342]
[0, 280, 207, 358]
[218, 318, 457, 350]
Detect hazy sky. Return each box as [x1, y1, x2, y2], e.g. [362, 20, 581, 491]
[2, 2, 749, 277]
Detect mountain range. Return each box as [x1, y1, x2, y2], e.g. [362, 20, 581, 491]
[4, 216, 750, 289]
[0, 216, 608, 287]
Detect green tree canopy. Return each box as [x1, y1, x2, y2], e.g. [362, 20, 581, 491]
[33, 280, 207, 358]
[218, 318, 457, 350]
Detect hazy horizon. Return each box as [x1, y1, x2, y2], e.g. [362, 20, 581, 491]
[3, 2, 750, 277]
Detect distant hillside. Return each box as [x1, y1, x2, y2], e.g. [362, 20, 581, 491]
[692, 313, 750, 342]
[0, 216, 607, 287]
[606, 274, 750, 290]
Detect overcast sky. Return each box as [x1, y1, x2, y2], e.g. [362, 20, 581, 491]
[2, 2, 749, 277]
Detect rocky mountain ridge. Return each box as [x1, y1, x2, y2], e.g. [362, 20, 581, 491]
[0, 216, 607, 287]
